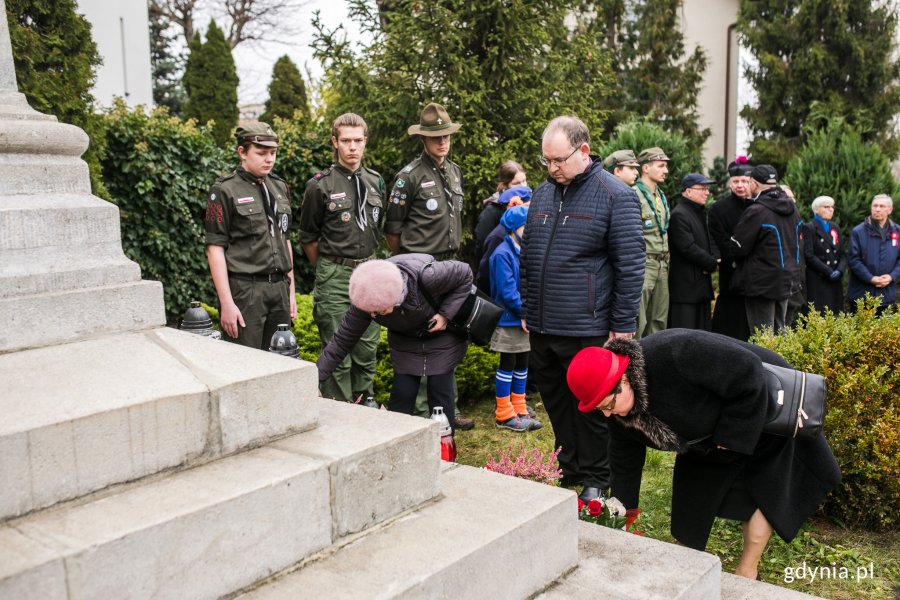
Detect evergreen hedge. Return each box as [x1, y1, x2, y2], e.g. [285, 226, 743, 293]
[183, 22, 239, 147]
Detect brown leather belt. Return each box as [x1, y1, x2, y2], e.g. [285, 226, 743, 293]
[228, 271, 287, 283]
[320, 254, 374, 268]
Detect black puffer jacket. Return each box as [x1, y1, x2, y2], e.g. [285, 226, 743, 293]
[521, 159, 644, 335]
[729, 186, 802, 300]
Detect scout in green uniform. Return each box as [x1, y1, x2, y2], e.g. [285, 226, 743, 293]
[300, 113, 383, 405]
[602, 149, 640, 186]
[384, 103, 474, 429]
[384, 103, 465, 260]
[205, 122, 296, 350]
[634, 147, 671, 339]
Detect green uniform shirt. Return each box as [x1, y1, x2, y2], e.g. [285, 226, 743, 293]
[205, 166, 293, 275]
[384, 151, 464, 255]
[634, 180, 670, 254]
[299, 164, 384, 259]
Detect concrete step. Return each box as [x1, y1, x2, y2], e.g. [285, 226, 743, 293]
[0, 327, 318, 520]
[537, 521, 722, 600]
[237, 463, 578, 600]
[0, 402, 439, 600]
[721, 572, 822, 599]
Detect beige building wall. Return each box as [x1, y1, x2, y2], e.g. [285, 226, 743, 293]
[680, 0, 740, 168]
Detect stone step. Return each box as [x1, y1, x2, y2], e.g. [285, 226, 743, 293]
[0, 327, 318, 520]
[537, 521, 722, 600]
[0, 402, 439, 600]
[237, 463, 578, 600]
[721, 572, 822, 599]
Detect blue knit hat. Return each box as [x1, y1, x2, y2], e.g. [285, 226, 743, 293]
[498, 185, 532, 205]
[500, 205, 528, 232]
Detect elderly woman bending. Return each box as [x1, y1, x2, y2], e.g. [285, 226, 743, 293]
[567, 329, 840, 580]
[316, 254, 472, 429]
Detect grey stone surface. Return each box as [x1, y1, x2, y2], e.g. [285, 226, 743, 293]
[0, 526, 67, 599]
[0, 280, 166, 353]
[151, 327, 319, 453]
[4, 446, 331, 600]
[536, 520, 722, 600]
[721, 572, 822, 599]
[0, 329, 319, 520]
[272, 398, 440, 538]
[239, 463, 578, 600]
[0, 0, 18, 91]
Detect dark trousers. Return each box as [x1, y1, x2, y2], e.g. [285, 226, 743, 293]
[223, 277, 290, 351]
[530, 333, 611, 489]
[668, 301, 712, 331]
[390, 372, 457, 431]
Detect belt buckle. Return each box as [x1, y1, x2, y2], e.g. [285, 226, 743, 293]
[267, 272, 277, 283]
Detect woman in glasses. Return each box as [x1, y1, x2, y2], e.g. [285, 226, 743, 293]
[316, 254, 472, 429]
[803, 195, 847, 314]
[566, 329, 840, 581]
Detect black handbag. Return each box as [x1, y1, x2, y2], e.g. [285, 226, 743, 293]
[418, 262, 504, 346]
[761, 362, 827, 440]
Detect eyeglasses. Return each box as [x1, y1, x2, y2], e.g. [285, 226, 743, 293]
[686, 186, 710, 194]
[596, 385, 620, 412]
[540, 146, 580, 168]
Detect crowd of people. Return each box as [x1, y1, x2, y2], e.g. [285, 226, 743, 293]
[202, 105, 898, 581]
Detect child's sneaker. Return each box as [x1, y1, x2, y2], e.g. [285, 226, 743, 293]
[518, 414, 543, 430]
[495, 416, 529, 432]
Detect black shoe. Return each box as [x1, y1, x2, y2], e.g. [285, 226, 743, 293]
[578, 486, 602, 503]
[455, 412, 475, 431]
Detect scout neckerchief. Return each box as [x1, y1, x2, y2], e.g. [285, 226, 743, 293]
[352, 170, 368, 231]
[258, 177, 276, 237]
[634, 179, 670, 235]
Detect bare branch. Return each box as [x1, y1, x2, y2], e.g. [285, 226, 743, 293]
[220, 0, 307, 48]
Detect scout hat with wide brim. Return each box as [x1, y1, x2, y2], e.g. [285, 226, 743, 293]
[407, 103, 462, 137]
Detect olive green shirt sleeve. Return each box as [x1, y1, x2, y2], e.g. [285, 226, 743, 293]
[204, 182, 231, 247]
[384, 172, 413, 235]
[298, 179, 325, 244]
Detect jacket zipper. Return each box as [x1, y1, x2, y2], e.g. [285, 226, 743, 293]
[537, 190, 564, 332]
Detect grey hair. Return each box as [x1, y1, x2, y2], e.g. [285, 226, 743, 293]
[872, 194, 893, 208]
[542, 115, 590, 149]
[811, 195, 835, 212]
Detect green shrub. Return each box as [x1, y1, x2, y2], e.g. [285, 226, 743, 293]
[596, 118, 705, 202]
[102, 101, 229, 323]
[784, 117, 900, 231]
[752, 297, 900, 530]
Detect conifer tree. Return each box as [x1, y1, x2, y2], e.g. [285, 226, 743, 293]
[739, 0, 900, 171]
[600, 0, 710, 149]
[148, 1, 186, 116]
[259, 55, 309, 123]
[183, 22, 239, 146]
[7, 0, 107, 196]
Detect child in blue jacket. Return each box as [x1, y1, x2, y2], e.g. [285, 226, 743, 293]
[489, 204, 540, 431]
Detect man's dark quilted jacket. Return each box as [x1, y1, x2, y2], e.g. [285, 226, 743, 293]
[521, 159, 645, 336]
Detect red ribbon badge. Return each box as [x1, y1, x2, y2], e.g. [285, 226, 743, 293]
[892, 231, 898, 247]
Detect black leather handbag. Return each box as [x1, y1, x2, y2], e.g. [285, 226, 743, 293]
[761, 363, 827, 440]
[418, 263, 504, 346]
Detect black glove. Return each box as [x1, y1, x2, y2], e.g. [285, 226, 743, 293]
[829, 270, 842, 281]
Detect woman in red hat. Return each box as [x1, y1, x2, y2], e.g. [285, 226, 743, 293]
[567, 329, 840, 580]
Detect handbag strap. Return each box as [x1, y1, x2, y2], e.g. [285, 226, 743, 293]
[416, 261, 440, 314]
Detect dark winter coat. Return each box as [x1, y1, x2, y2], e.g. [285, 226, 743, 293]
[474, 202, 504, 268]
[848, 217, 900, 308]
[476, 223, 507, 294]
[668, 198, 719, 304]
[708, 193, 753, 340]
[521, 158, 645, 336]
[803, 217, 847, 313]
[729, 187, 803, 300]
[489, 235, 524, 326]
[316, 254, 471, 378]
[607, 329, 841, 551]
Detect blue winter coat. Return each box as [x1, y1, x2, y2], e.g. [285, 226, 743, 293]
[521, 158, 645, 336]
[489, 235, 523, 326]
[848, 218, 900, 307]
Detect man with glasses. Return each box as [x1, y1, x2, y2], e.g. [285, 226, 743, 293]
[634, 147, 672, 339]
[521, 115, 644, 503]
[668, 173, 720, 330]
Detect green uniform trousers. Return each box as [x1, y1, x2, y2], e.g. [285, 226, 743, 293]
[224, 276, 291, 351]
[314, 257, 380, 402]
[636, 255, 669, 339]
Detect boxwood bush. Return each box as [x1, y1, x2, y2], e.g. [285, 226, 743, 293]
[752, 297, 900, 530]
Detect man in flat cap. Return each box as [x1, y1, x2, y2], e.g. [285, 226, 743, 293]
[728, 165, 803, 334]
[633, 147, 671, 338]
[205, 122, 296, 350]
[603, 149, 640, 186]
[708, 157, 754, 340]
[385, 102, 474, 429]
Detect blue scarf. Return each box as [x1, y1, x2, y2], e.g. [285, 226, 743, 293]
[814, 214, 830, 234]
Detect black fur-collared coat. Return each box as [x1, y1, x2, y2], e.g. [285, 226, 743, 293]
[606, 329, 841, 550]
